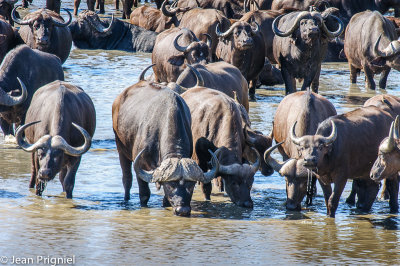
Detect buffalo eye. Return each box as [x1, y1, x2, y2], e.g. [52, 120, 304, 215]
[37, 149, 45, 159]
[319, 144, 324, 151]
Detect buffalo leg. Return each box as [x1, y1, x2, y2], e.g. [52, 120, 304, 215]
[201, 182, 212, 201]
[380, 179, 390, 200]
[115, 0, 120, 10]
[386, 175, 399, 213]
[59, 166, 67, 190]
[327, 178, 347, 218]
[345, 180, 357, 205]
[87, 0, 95, 11]
[281, 67, 296, 95]
[118, 152, 133, 201]
[319, 180, 332, 214]
[310, 64, 321, 93]
[379, 68, 391, 90]
[0, 118, 13, 136]
[63, 157, 81, 199]
[29, 153, 37, 189]
[355, 178, 379, 212]
[122, 0, 133, 19]
[249, 79, 256, 101]
[350, 64, 358, 84]
[46, 0, 61, 13]
[74, 0, 81, 15]
[96, 0, 100, 9]
[98, 0, 105, 14]
[363, 65, 375, 90]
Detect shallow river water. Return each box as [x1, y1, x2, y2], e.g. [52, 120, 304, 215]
[1, 1, 400, 265]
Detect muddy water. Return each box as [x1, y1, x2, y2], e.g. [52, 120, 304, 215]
[1, 1, 400, 265]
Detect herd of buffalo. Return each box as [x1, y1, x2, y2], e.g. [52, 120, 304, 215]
[2, 0, 400, 217]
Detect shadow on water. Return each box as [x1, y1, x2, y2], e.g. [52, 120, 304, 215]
[355, 216, 400, 230]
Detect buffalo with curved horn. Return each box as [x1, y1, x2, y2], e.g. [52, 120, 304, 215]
[15, 81, 95, 199]
[265, 90, 336, 210]
[344, 11, 400, 90]
[181, 66, 272, 207]
[370, 115, 400, 213]
[12, 6, 72, 64]
[69, 10, 156, 53]
[0, 45, 64, 136]
[272, 9, 344, 94]
[215, 20, 265, 99]
[112, 65, 219, 216]
[152, 27, 210, 83]
[278, 104, 396, 217]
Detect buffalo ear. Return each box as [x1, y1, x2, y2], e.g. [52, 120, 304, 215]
[195, 137, 217, 171]
[168, 55, 185, 66]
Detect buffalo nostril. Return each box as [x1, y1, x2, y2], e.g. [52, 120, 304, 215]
[173, 206, 191, 217]
[39, 169, 51, 178]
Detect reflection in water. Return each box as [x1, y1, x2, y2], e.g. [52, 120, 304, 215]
[1, 1, 400, 263]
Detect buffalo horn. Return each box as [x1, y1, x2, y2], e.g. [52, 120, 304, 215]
[133, 149, 156, 183]
[322, 120, 337, 144]
[51, 8, 73, 27]
[139, 64, 156, 81]
[314, 13, 344, 38]
[379, 116, 399, 153]
[250, 147, 261, 173]
[216, 22, 240, 38]
[15, 121, 49, 152]
[244, 126, 257, 146]
[202, 149, 220, 183]
[202, 33, 212, 49]
[263, 141, 286, 173]
[186, 64, 204, 87]
[272, 11, 309, 37]
[173, 33, 189, 52]
[0, 77, 28, 106]
[216, 147, 260, 175]
[290, 121, 303, 146]
[374, 34, 400, 58]
[88, 14, 114, 34]
[251, 21, 260, 35]
[11, 5, 33, 25]
[161, 0, 176, 17]
[54, 123, 92, 156]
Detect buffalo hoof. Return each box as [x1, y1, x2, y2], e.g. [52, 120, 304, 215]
[249, 94, 256, 102]
[173, 206, 191, 217]
[286, 201, 301, 211]
[162, 196, 171, 207]
[238, 200, 253, 208]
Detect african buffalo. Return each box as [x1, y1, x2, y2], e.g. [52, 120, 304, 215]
[177, 0, 243, 19]
[181, 67, 273, 207]
[16, 81, 95, 199]
[69, 11, 157, 53]
[257, 59, 284, 87]
[171, 7, 231, 59]
[130, 1, 190, 33]
[0, 0, 17, 26]
[272, 9, 343, 94]
[175, 62, 250, 111]
[215, 20, 265, 99]
[112, 65, 219, 216]
[74, 0, 105, 16]
[152, 27, 210, 82]
[344, 11, 400, 90]
[0, 45, 64, 136]
[264, 90, 336, 210]
[370, 116, 400, 212]
[12, 6, 72, 64]
[0, 17, 17, 63]
[284, 105, 395, 217]
[240, 9, 286, 63]
[272, 0, 400, 24]
[244, 0, 273, 11]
